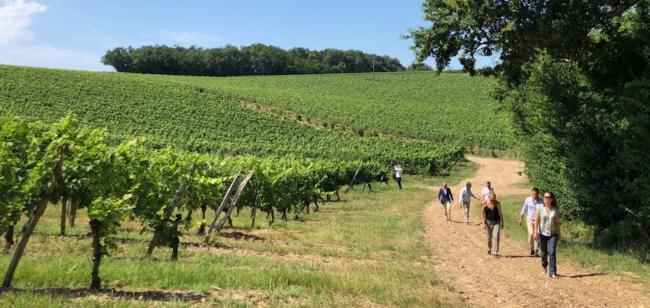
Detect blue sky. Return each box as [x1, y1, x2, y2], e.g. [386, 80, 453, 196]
[0, 0, 497, 71]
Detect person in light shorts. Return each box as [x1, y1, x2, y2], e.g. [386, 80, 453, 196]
[458, 181, 479, 225]
[519, 188, 543, 256]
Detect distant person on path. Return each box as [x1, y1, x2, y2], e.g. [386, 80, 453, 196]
[482, 181, 495, 201]
[482, 192, 504, 256]
[534, 191, 561, 278]
[393, 164, 403, 189]
[519, 188, 544, 256]
[458, 181, 479, 225]
[438, 183, 454, 221]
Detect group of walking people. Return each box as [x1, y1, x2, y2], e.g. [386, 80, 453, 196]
[436, 181, 562, 279]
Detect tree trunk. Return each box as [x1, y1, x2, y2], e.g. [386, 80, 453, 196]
[251, 193, 259, 228]
[4, 225, 14, 251]
[170, 214, 181, 261]
[60, 196, 67, 236]
[198, 204, 208, 234]
[2, 152, 64, 288]
[267, 206, 275, 226]
[68, 200, 77, 227]
[89, 218, 102, 290]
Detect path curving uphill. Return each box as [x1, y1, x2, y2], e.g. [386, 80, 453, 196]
[424, 156, 650, 307]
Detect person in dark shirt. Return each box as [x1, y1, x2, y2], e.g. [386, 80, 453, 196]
[482, 192, 504, 256]
[438, 182, 454, 222]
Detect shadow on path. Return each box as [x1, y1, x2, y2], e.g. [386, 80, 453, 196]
[557, 273, 607, 279]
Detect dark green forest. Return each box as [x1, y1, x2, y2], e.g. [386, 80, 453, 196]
[102, 44, 405, 76]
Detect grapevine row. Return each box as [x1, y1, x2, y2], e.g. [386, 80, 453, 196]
[0, 115, 386, 289]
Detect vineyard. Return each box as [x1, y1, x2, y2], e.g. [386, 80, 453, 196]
[0, 65, 462, 175]
[0, 64, 486, 305]
[154, 71, 514, 149]
[0, 115, 390, 290]
[0, 113, 473, 306]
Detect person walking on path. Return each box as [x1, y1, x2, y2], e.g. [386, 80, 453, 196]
[534, 191, 561, 278]
[438, 183, 454, 221]
[393, 165, 403, 190]
[519, 188, 544, 256]
[458, 181, 479, 225]
[482, 181, 495, 201]
[482, 192, 504, 256]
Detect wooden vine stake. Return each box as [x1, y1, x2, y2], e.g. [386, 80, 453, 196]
[214, 171, 255, 234]
[204, 171, 241, 243]
[2, 150, 65, 289]
[345, 167, 361, 192]
[146, 163, 196, 257]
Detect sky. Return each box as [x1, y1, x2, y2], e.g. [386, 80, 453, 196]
[0, 0, 497, 71]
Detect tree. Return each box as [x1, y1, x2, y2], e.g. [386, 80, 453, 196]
[101, 44, 405, 76]
[408, 62, 433, 71]
[409, 0, 650, 247]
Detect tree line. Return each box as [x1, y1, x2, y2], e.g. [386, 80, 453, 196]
[101, 44, 405, 76]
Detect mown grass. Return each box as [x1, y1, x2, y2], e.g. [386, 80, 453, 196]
[0, 161, 477, 307]
[480, 194, 650, 286]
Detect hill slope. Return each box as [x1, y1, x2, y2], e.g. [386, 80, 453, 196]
[0, 65, 461, 173]
[155, 71, 513, 149]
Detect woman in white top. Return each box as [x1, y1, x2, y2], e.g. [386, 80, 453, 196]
[534, 191, 561, 278]
[481, 181, 494, 201]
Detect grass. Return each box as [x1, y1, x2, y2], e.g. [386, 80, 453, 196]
[481, 194, 650, 286]
[0, 161, 477, 307]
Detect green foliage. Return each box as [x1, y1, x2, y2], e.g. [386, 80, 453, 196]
[0, 65, 462, 175]
[0, 114, 402, 287]
[0, 116, 36, 233]
[101, 44, 405, 76]
[87, 195, 134, 254]
[411, 0, 650, 248]
[159, 71, 512, 149]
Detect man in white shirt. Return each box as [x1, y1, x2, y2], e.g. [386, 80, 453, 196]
[393, 165, 403, 189]
[519, 188, 544, 256]
[458, 181, 479, 225]
[482, 181, 494, 201]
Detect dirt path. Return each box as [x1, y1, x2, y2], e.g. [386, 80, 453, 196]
[424, 156, 650, 307]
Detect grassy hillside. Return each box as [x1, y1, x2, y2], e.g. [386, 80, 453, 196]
[0, 65, 461, 173]
[156, 71, 513, 149]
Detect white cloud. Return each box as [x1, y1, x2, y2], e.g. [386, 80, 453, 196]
[0, 44, 106, 70]
[159, 30, 221, 46]
[0, 0, 47, 45]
